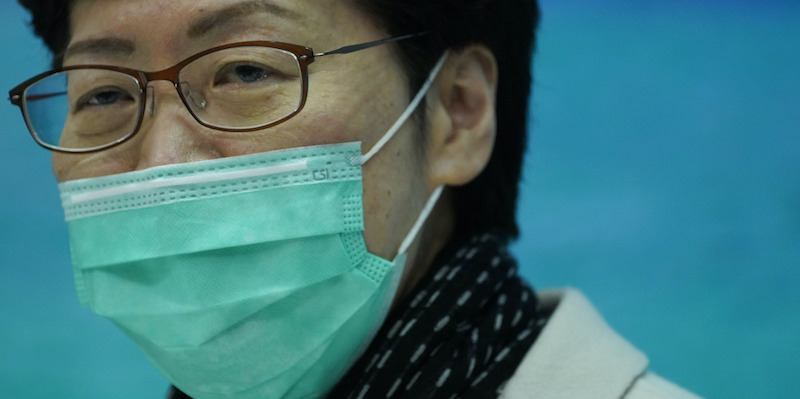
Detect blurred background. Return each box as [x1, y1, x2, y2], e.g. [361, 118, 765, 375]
[1, 1, 798, 398]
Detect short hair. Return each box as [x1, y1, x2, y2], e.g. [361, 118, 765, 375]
[18, 0, 540, 239]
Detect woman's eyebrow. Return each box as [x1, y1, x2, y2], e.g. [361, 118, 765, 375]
[64, 37, 135, 62]
[187, 0, 304, 38]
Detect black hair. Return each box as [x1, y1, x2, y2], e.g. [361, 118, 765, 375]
[17, 0, 70, 69]
[18, 0, 540, 239]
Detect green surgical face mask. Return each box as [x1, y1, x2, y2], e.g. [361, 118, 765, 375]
[57, 54, 448, 399]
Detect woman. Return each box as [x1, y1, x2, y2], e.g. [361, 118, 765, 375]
[11, 0, 699, 397]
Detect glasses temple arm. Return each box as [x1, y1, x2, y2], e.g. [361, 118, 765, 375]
[314, 32, 427, 57]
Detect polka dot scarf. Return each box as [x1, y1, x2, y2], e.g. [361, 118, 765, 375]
[328, 232, 547, 399]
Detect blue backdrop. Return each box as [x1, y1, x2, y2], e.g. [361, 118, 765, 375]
[1, 1, 798, 398]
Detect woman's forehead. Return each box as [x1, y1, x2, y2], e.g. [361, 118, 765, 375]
[68, 0, 375, 42]
[66, 0, 380, 66]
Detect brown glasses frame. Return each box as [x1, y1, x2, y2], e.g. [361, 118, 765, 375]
[8, 33, 424, 153]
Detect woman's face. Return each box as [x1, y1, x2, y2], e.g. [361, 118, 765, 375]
[57, 0, 447, 295]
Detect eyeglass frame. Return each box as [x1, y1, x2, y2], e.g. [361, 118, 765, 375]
[8, 33, 425, 154]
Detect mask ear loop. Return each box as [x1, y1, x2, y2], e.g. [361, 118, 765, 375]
[396, 185, 444, 256]
[353, 51, 450, 166]
[353, 51, 450, 259]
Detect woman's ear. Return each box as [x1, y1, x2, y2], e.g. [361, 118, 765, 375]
[425, 44, 498, 189]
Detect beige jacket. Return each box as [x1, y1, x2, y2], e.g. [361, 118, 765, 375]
[502, 289, 702, 399]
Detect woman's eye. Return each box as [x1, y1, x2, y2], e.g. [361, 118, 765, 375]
[235, 65, 268, 83]
[215, 63, 273, 85]
[75, 87, 135, 110]
[88, 90, 126, 105]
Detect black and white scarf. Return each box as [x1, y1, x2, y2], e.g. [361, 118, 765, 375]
[328, 232, 547, 399]
[168, 232, 546, 399]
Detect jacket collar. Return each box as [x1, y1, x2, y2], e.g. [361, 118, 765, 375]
[501, 288, 649, 399]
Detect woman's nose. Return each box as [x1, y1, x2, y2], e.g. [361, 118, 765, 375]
[133, 82, 221, 170]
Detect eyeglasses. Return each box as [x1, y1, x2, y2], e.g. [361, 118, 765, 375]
[8, 33, 423, 153]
